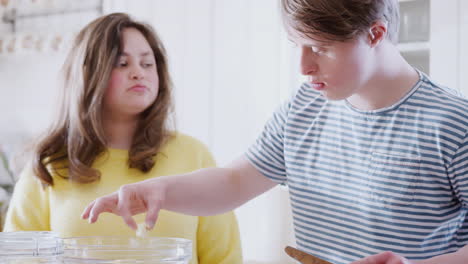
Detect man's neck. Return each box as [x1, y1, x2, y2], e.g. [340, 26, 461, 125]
[347, 44, 420, 111]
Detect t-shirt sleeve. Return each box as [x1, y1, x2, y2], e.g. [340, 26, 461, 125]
[448, 129, 468, 207]
[3, 164, 51, 231]
[246, 101, 290, 185]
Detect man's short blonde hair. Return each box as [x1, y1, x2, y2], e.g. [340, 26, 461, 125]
[281, 0, 400, 43]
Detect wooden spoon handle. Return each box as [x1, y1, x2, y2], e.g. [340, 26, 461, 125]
[285, 246, 334, 264]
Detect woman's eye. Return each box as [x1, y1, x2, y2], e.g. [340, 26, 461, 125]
[142, 63, 154, 68]
[117, 61, 127, 67]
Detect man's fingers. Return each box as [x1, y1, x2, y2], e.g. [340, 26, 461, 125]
[117, 185, 137, 230]
[86, 193, 119, 223]
[88, 197, 113, 223]
[145, 201, 162, 230]
[83, 182, 160, 232]
[81, 200, 95, 220]
[350, 252, 410, 264]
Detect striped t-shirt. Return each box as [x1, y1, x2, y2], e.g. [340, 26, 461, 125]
[246, 71, 468, 264]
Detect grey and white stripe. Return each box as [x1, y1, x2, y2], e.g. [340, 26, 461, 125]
[247, 70, 468, 264]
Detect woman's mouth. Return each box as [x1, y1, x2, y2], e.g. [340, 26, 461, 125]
[129, 85, 147, 92]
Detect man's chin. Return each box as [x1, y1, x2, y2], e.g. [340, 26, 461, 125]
[321, 92, 348, 101]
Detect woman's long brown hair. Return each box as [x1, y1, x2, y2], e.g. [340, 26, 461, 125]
[32, 13, 174, 185]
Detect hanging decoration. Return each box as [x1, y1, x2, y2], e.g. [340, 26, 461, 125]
[0, 0, 103, 54]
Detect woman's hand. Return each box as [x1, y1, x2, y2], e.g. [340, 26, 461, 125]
[81, 178, 166, 230]
[350, 252, 413, 264]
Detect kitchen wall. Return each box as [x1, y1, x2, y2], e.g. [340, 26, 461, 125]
[108, 2, 301, 262]
[120, 1, 301, 262]
[1, 0, 467, 263]
[0, 0, 299, 263]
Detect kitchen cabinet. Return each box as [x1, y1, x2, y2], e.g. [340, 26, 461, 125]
[398, 0, 467, 94]
[460, 0, 468, 95]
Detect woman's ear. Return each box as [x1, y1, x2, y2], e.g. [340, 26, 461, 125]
[368, 20, 388, 47]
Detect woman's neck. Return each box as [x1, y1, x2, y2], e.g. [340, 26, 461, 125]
[102, 113, 139, 150]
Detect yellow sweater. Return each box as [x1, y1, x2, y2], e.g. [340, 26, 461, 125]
[3, 133, 242, 264]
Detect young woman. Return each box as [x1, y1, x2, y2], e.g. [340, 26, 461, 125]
[4, 13, 242, 264]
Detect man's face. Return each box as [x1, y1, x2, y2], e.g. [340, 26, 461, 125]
[288, 28, 374, 101]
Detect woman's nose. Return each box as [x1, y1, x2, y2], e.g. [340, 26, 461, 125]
[130, 66, 144, 80]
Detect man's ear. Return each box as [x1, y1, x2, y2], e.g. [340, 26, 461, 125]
[368, 20, 388, 47]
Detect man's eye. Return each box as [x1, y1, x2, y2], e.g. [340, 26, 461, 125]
[311, 46, 323, 53]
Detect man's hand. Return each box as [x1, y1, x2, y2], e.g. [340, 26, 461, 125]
[81, 156, 277, 231]
[350, 252, 413, 264]
[81, 178, 167, 230]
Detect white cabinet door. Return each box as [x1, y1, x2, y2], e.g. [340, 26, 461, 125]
[211, 0, 283, 165]
[460, 0, 468, 96]
[211, 1, 295, 263]
[430, 0, 460, 90]
[138, 1, 297, 262]
[398, 0, 462, 91]
[146, 0, 214, 147]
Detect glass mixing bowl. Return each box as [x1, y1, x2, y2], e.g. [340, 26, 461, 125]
[0, 231, 63, 264]
[61, 236, 192, 264]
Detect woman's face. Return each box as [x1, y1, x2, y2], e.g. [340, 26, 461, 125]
[103, 27, 159, 119]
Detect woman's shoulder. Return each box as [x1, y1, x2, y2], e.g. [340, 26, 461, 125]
[14, 162, 50, 190]
[163, 132, 215, 166]
[165, 132, 210, 152]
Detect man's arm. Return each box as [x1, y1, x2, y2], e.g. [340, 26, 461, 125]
[82, 155, 277, 229]
[163, 155, 277, 215]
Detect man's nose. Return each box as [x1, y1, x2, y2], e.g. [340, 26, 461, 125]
[300, 47, 319, 76]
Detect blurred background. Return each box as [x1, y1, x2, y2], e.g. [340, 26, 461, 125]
[0, 0, 467, 263]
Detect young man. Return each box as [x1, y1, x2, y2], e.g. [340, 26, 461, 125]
[82, 0, 468, 263]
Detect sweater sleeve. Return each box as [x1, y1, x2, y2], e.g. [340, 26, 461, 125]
[3, 164, 51, 231]
[196, 212, 243, 264]
[193, 137, 243, 264]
